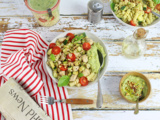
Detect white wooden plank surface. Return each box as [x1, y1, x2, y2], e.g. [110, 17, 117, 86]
[0, 16, 160, 41]
[0, 0, 111, 16]
[0, 16, 160, 72]
[1, 0, 160, 119]
[72, 111, 160, 120]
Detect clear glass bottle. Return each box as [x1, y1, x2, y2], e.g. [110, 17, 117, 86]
[122, 28, 149, 59]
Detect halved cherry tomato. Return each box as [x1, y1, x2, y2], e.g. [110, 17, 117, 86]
[130, 20, 136, 26]
[83, 42, 91, 51]
[51, 16, 55, 21]
[66, 33, 75, 42]
[38, 18, 47, 22]
[49, 43, 56, 49]
[144, 7, 151, 13]
[79, 76, 88, 86]
[66, 53, 76, 62]
[59, 64, 67, 71]
[155, 4, 160, 11]
[52, 46, 61, 55]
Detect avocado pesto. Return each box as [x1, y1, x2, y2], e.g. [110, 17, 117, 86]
[121, 75, 148, 102]
[87, 43, 106, 73]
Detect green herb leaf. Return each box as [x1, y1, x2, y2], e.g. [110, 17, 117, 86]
[121, 6, 126, 10]
[63, 40, 68, 45]
[143, 7, 147, 11]
[153, 0, 160, 4]
[110, 2, 115, 12]
[50, 54, 55, 61]
[58, 76, 70, 87]
[82, 33, 86, 37]
[72, 33, 86, 43]
[78, 73, 84, 78]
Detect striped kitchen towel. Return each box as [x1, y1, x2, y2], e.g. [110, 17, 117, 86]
[0, 29, 73, 120]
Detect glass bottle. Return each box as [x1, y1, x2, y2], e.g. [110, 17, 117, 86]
[122, 28, 149, 59]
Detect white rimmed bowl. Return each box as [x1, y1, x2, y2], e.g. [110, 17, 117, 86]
[44, 30, 108, 89]
[110, 0, 160, 28]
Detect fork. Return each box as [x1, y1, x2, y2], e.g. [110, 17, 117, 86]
[40, 96, 94, 105]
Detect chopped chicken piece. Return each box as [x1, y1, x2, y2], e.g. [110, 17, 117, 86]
[58, 37, 66, 42]
[86, 38, 94, 45]
[60, 53, 66, 61]
[59, 71, 65, 76]
[82, 55, 88, 63]
[73, 66, 79, 72]
[58, 61, 61, 65]
[82, 69, 90, 77]
[68, 62, 74, 66]
[74, 52, 80, 57]
[70, 74, 77, 81]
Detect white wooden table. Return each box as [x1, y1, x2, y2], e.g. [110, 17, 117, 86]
[0, 0, 160, 119]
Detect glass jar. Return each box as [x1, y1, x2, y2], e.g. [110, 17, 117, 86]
[122, 28, 148, 59]
[24, 0, 60, 27]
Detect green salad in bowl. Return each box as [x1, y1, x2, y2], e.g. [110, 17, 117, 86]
[110, 0, 160, 27]
[45, 30, 108, 88]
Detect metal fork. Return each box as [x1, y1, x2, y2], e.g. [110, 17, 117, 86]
[40, 96, 94, 105]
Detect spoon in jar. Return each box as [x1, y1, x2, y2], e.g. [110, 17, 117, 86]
[134, 91, 144, 114]
[96, 50, 104, 108]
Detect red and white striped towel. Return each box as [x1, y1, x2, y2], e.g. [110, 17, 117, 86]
[0, 29, 72, 120]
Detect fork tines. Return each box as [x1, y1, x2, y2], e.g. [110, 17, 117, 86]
[40, 96, 49, 104]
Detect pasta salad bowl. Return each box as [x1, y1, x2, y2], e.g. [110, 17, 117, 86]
[110, 0, 160, 28]
[44, 30, 108, 89]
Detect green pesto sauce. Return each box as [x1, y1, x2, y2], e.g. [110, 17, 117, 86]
[87, 43, 106, 73]
[29, 0, 57, 11]
[121, 75, 148, 102]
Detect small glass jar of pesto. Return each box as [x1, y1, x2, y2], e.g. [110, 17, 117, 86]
[25, 0, 60, 27]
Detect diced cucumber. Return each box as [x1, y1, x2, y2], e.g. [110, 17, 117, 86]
[47, 49, 52, 55]
[63, 61, 67, 65]
[68, 66, 73, 72]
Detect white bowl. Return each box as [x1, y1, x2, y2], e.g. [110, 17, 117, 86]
[44, 30, 108, 89]
[110, 0, 160, 28]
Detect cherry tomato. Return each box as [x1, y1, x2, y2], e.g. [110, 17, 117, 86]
[38, 18, 47, 22]
[83, 42, 91, 51]
[144, 7, 151, 13]
[51, 16, 54, 21]
[130, 20, 136, 26]
[66, 53, 76, 62]
[66, 33, 75, 42]
[59, 64, 67, 71]
[79, 76, 88, 86]
[155, 4, 160, 11]
[52, 46, 61, 55]
[49, 43, 56, 49]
